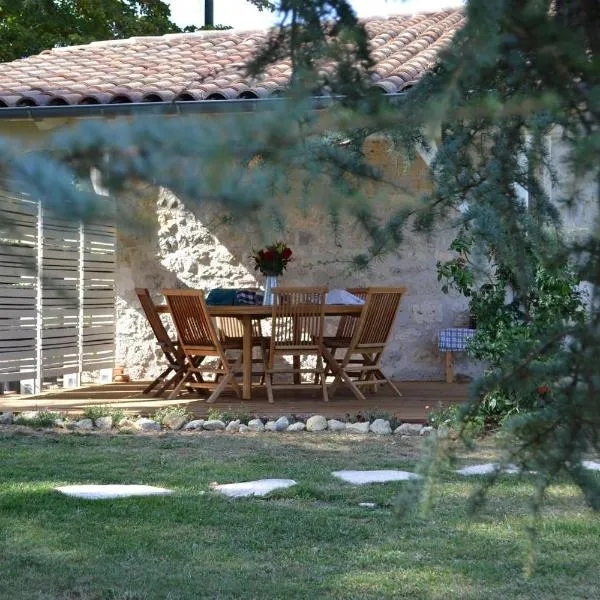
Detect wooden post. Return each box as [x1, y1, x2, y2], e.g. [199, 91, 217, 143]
[242, 316, 253, 400]
[445, 351, 454, 384]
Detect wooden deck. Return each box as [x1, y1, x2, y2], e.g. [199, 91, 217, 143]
[0, 380, 467, 422]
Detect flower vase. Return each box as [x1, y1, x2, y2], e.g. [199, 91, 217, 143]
[262, 275, 279, 305]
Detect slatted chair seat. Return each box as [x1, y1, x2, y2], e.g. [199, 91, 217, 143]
[162, 289, 243, 402]
[264, 287, 329, 403]
[136, 288, 189, 396]
[322, 287, 407, 401]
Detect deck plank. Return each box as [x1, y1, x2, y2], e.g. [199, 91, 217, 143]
[0, 380, 467, 422]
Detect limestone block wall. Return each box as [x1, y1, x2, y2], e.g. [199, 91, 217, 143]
[114, 146, 477, 383]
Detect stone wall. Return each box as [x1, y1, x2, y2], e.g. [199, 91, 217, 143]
[114, 139, 478, 382]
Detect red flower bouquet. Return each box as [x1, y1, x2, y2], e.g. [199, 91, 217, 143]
[252, 241, 293, 276]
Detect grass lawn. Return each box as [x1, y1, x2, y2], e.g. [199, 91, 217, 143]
[0, 428, 599, 600]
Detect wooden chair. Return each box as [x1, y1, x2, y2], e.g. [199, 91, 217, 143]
[322, 287, 406, 399]
[135, 288, 187, 396]
[162, 289, 242, 402]
[319, 288, 369, 384]
[264, 287, 328, 403]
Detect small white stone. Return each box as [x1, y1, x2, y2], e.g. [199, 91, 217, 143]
[273, 416, 289, 432]
[56, 484, 172, 500]
[286, 422, 305, 432]
[247, 419, 265, 432]
[238, 424, 250, 433]
[183, 419, 205, 431]
[134, 418, 161, 432]
[327, 419, 346, 432]
[333, 470, 421, 485]
[346, 421, 370, 434]
[212, 479, 297, 498]
[75, 419, 94, 431]
[306, 415, 327, 432]
[264, 421, 276, 432]
[393, 423, 423, 436]
[94, 416, 113, 431]
[225, 419, 241, 433]
[370, 419, 392, 435]
[203, 419, 226, 431]
[359, 502, 377, 508]
[162, 413, 187, 431]
[0, 412, 13, 424]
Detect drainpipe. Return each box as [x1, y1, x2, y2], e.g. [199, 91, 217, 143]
[205, 0, 214, 27]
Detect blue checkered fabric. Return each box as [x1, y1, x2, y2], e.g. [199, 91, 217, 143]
[438, 328, 476, 351]
[235, 289, 263, 305]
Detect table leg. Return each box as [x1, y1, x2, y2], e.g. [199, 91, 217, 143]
[242, 317, 253, 400]
[445, 352, 454, 384]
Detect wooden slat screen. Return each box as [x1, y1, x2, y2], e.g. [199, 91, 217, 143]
[0, 190, 116, 389]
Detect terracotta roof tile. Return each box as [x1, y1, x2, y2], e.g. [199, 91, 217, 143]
[0, 9, 463, 109]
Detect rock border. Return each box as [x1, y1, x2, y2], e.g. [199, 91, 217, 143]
[0, 410, 434, 437]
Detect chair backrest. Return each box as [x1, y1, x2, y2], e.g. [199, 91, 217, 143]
[352, 287, 406, 349]
[335, 287, 369, 338]
[162, 289, 223, 354]
[136, 288, 179, 356]
[271, 287, 327, 349]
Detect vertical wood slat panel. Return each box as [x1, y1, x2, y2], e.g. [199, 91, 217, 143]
[0, 190, 116, 387]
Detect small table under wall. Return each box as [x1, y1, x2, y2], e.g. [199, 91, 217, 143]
[156, 303, 363, 401]
[438, 328, 475, 383]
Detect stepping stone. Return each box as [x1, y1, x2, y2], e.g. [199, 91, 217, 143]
[55, 484, 173, 500]
[332, 470, 421, 485]
[212, 479, 297, 498]
[582, 460, 600, 471]
[455, 463, 519, 476]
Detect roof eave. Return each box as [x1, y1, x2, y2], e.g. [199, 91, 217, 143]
[0, 94, 405, 121]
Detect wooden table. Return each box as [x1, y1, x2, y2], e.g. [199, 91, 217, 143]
[156, 304, 363, 400]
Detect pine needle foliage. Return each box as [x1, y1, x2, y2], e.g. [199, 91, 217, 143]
[0, 0, 599, 541]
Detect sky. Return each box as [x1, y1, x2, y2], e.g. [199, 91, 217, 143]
[166, 0, 463, 30]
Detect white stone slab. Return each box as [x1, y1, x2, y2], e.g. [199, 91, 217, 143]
[332, 470, 421, 485]
[212, 479, 297, 498]
[455, 463, 520, 476]
[359, 502, 377, 508]
[55, 484, 173, 500]
[582, 460, 600, 471]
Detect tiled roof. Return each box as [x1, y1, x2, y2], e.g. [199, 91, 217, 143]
[0, 9, 463, 109]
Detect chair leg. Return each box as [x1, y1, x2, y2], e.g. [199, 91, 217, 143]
[265, 372, 274, 404]
[317, 355, 328, 402]
[155, 366, 186, 396]
[321, 346, 365, 401]
[168, 368, 193, 400]
[143, 366, 174, 394]
[206, 371, 235, 403]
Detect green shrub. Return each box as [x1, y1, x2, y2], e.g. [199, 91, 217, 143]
[207, 407, 252, 424]
[437, 233, 586, 426]
[152, 405, 191, 426]
[82, 405, 125, 424]
[14, 410, 62, 428]
[426, 404, 459, 429]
